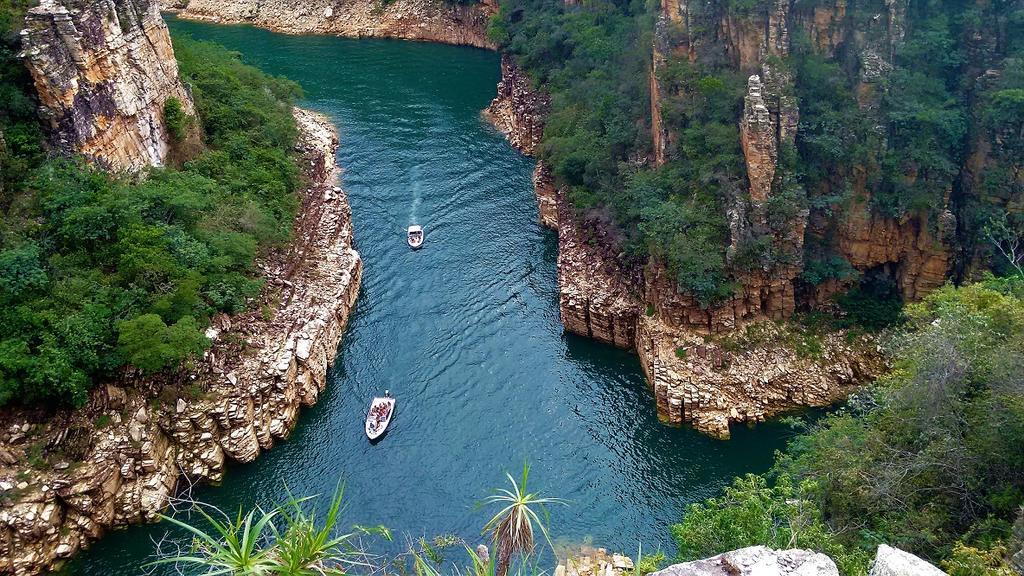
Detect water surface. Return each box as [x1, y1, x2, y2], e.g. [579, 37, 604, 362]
[74, 20, 798, 574]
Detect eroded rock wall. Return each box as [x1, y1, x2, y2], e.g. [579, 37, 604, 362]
[486, 48, 882, 439]
[20, 0, 197, 171]
[0, 109, 362, 575]
[165, 0, 496, 48]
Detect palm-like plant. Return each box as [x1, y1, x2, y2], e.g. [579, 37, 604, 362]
[481, 464, 566, 576]
[149, 504, 278, 575]
[148, 484, 382, 576]
[269, 487, 351, 575]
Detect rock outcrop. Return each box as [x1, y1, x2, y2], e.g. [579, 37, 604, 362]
[0, 109, 362, 575]
[650, 546, 839, 576]
[555, 546, 635, 576]
[164, 0, 496, 48]
[486, 52, 883, 438]
[868, 545, 947, 576]
[20, 0, 197, 171]
[557, 198, 642, 350]
[484, 55, 558, 229]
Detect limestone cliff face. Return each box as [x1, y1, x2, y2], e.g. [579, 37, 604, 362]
[484, 55, 558, 228]
[557, 198, 642, 350]
[486, 52, 881, 438]
[0, 110, 362, 575]
[651, 0, 952, 315]
[20, 0, 197, 171]
[164, 0, 496, 48]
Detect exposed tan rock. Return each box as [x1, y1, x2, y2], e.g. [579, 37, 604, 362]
[833, 199, 951, 301]
[0, 109, 361, 575]
[556, 546, 634, 576]
[165, 0, 496, 48]
[533, 162, 559, 230]
[556, 202, 642, 350]
[484, 55, 548, 156]
[636, 314, 882, 438]
[484, 55, 558, 228]
[740, 74, 776, 208]
[20, 0, 197, 171]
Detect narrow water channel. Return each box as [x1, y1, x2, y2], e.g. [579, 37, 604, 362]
[73, 20, 797, 574]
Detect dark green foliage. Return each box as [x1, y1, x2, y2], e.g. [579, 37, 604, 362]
[494, 0, 749, 304]
[674, 282, 1024, 574]
[163, 97, 193, 141]
[835, 278, 904, 331]
[671, 474, 870, 575]
[0, 35, 303, 406]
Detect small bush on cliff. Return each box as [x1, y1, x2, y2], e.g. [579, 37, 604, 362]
[0, 35, 303, 406]
[163, 97, 193, 141]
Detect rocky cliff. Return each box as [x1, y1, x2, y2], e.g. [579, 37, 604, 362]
[20, 0, 198, 171]
[483, 55, 558, 229]
[487, 58, 883, 438]
[0, 109, 362, 575]
[163, 0, 496, 48]
[652, 0, 954, 317]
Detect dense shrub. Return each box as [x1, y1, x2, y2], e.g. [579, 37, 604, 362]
[0, 35, 303, 406]
[674, 281, 1024, 575]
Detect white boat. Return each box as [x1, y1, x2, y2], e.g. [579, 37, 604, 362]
[407, 225, 424, 249]
[365, 392, 395, 441]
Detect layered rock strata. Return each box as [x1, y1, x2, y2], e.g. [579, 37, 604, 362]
[484, 55, 558, 229]
[487, 57, 881, 439]
[20, 0, 197, 171]
[0, 109, 362, 575]
[163, 0, 496, 49]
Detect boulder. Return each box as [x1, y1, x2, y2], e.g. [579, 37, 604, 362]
[650, 546, 838, 576]
[868, 545, 947, 576]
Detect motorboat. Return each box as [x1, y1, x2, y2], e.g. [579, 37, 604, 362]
[407, 225, 424, 249]
[365, 392, 395, 441]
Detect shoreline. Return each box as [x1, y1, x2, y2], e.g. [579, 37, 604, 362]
[0, 109, 362, 575]
[161, 0, 497, 49]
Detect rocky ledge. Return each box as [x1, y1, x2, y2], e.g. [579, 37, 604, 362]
[486, 57, 884, 439]
[0, 109, 362, 575]
[162, 0, 497, 49]
[578, 544, 947, 576]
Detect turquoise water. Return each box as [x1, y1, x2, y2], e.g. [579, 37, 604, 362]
[72, 20, 798, 574]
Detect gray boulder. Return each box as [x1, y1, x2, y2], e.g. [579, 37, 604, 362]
[868, 545, 947, 576]
[649, 546, 839, 576]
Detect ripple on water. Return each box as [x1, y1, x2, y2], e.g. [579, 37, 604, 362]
[69, 19, 801, 575]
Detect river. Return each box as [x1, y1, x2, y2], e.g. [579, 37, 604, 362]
[71, 19, 797, 574]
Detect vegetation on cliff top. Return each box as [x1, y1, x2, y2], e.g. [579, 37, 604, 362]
[0, 23, 304, 407]
[672, 278, 1024, 575]
[492, 0, 1024, 305]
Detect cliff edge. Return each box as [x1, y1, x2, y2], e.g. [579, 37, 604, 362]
[20, 0, 198, 171]
[163, 0, 497, 49]
[0, 109, 362, 575]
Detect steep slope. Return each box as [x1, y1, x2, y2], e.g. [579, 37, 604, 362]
[0, 108, 361, 576]
[20, 0, 198, 171]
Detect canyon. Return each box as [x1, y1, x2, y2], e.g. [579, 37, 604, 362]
[0, 104, 361, 574]
[0, 0, 1007, 571]
[157, 0, 902, 438]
